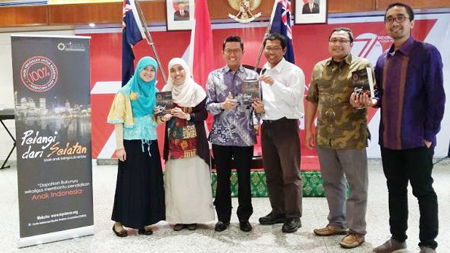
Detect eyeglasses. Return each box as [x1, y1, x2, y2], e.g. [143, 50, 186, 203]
[224, 48, 242, 54]
[329, 39, 350, 44]
[385, 15, 409, 24]
[264, 46, 283, 52]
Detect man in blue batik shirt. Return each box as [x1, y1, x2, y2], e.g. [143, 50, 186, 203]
[206, 35, 259, 233]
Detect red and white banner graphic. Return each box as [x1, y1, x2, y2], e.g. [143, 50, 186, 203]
[84, 13, 450, 160]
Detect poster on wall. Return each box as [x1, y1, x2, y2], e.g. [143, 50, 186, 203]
[11, 35, 94, 248]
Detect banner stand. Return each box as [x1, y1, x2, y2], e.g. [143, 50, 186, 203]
[18, 226, 94, 248]
[12, 35, 94, 248]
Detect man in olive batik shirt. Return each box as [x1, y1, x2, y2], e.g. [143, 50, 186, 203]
[305, 27, 374, 249]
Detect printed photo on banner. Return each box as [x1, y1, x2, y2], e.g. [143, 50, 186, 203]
[166, 0, 195, 31]
[295, 0, 328, 24]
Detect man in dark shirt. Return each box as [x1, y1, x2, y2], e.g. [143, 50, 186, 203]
[361, 3, 445, 253]
[302, 0, 319, 14]
[174, 1, 190, 21]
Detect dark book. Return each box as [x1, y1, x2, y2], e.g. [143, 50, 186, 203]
[155, 91, 173, 115]
[351, 67, 374, 98]
[239, 78, 261, 106]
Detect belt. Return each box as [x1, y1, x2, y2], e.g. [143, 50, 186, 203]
[263, 117, 295, 124]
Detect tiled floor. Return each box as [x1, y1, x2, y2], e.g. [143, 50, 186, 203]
[0, 159, 449, 253]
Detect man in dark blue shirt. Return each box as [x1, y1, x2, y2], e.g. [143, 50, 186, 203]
[367, 3, 445, 253]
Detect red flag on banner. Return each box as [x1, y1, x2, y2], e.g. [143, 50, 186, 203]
[188, 0, 214, 88]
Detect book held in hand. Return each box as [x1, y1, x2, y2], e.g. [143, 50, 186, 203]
[352, 67, 375, 98]
[155, 91, 173, 115]
[239, 78, 261, 106]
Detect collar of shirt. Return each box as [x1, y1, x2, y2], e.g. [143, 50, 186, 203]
[325, 54, 353, 67]
[263, 57, 286, 74]
[388, 36, 414, 57]
[224, 64, 245, 74]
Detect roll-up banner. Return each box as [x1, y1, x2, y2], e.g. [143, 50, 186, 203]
[11, 35, 94, 248]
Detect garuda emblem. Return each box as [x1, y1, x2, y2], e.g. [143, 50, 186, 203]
[228, 0, 262, 24]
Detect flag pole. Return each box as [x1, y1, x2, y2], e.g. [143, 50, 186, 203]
[134, 0, 167, 83]
[254, 0, 278, 72]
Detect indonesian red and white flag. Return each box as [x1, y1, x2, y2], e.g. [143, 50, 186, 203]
[188, 0, 214, 88]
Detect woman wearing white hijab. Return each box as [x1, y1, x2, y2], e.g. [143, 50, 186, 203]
[161, 58, 214, 231]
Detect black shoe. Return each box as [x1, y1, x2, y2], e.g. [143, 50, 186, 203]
[138, 228, 153, 235]
[214, 221, 230, 232]
[187, 223, 198, 231]
[259, 212, 286, 225]
[173, 224, 187, 231]
[239, 221, 252, 232]
[282, 217, 301, 233]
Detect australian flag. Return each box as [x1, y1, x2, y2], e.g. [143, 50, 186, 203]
[270, 0, 295, 64]
[122, 0, 144, 86]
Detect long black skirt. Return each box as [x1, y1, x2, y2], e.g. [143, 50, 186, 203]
[111, 140, 165, 229]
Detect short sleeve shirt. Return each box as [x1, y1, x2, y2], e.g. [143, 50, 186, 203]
[306, 54, 372, 149]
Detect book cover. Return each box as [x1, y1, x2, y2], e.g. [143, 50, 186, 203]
[351, 67, 375, 98]
[155, 91, 173, 115]
[239, 78, 261, 106]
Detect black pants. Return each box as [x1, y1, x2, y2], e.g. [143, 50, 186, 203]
[381, 147, 438, 249]
[212, 144, 253, 223]
[261, 118, 302, 218]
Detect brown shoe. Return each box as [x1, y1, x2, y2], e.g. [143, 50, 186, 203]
[373, 238, 407, 252]
[112, 224, 128, 237]
[314, 225, 347, 236]
[339, 233, 365, 248]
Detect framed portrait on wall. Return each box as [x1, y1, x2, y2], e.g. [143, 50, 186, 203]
[166, 0, 195, 31]
[295, 0, 328, 24]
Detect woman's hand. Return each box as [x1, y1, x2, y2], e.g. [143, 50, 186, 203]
[171, 107, 189, 119]
[161, 113, 173, 122]
[116, 148, 126, 162]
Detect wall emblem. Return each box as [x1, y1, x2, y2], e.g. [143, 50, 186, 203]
[228, 0, 262, 23]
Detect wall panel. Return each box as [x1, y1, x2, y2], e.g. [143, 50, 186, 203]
[49, 1, 166, 25]
[0, 6, 48, 27]
[329, 0, 374, 13]
[1, 0, 450, 28]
